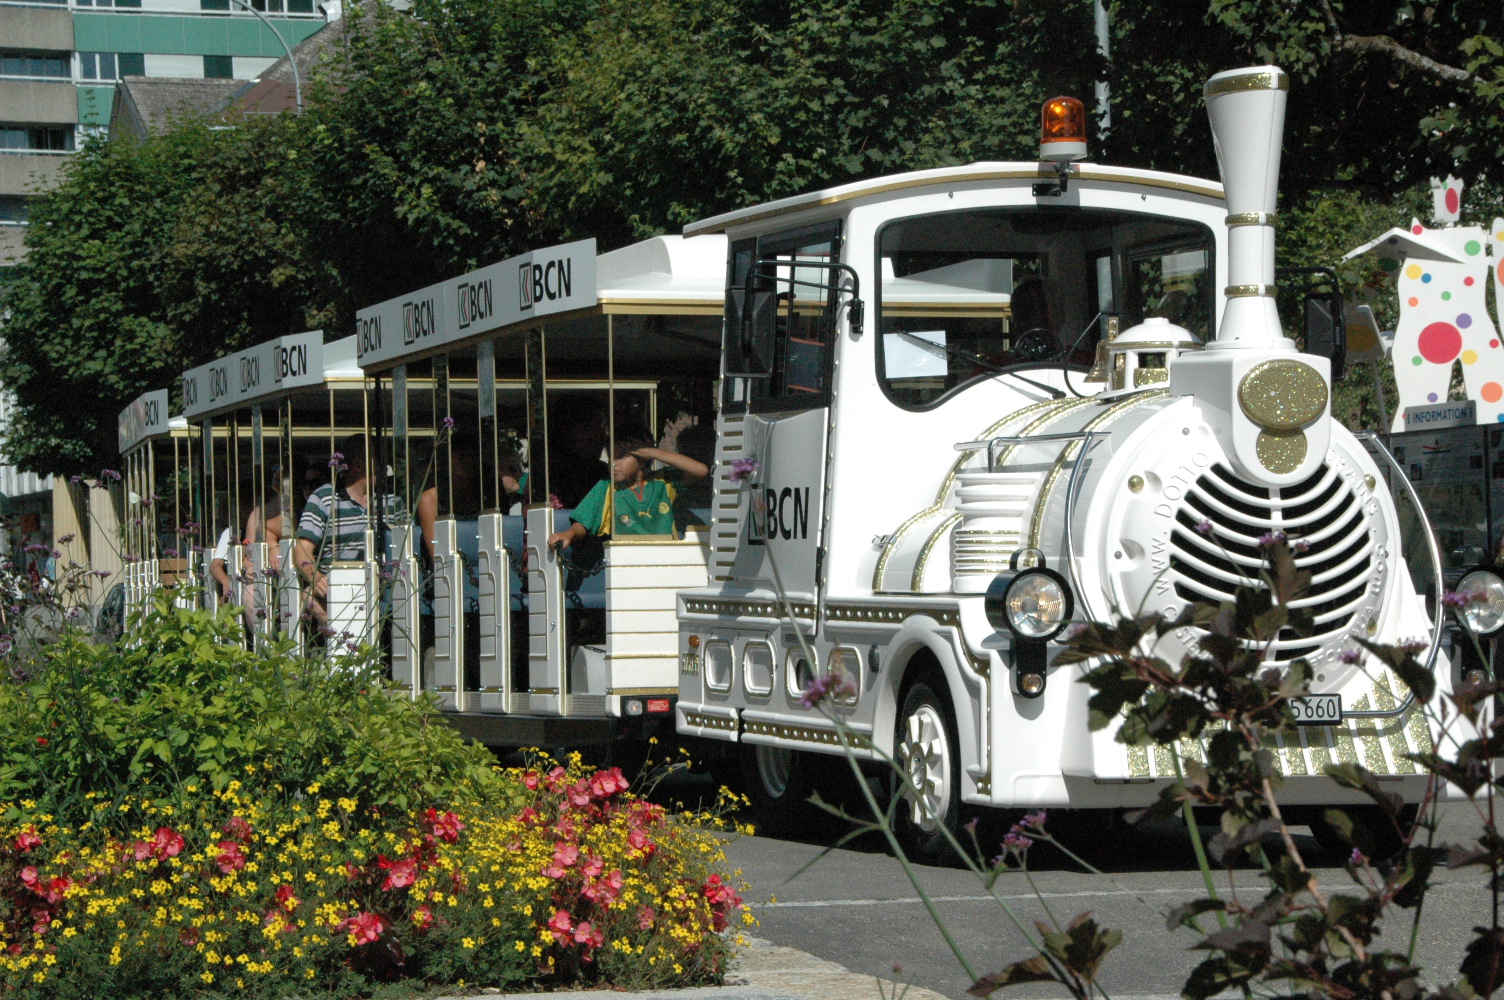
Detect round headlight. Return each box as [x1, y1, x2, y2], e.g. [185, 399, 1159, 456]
[1457, 569, 1504, 635]
[987, 569, 1072, 640]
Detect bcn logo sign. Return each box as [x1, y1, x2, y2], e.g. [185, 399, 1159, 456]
[518, 258, 573, 310]
[456, 279, 493, 331]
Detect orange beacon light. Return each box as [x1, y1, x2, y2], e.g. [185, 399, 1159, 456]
[1039, 96, 1087, 162]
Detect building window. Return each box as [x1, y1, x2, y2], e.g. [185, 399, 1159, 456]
[117, 53, 145, 77]
[199, 0, 230, 10]
[203, 55, 233, 79]
[0, 51, 70, 81]
[0, 126, 75, 153]
[74, 0, 143, 8]
[0, 196, 29, 225]
[76, 52, 119, 83]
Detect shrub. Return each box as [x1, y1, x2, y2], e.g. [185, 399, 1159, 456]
[0, 758, 752, 999]
[0, 594, 503, 823]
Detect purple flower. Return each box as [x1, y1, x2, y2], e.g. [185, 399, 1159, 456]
[1193, 520, 1213, 536]
[68, 475, 81, 485]
[1257, 530, 1288, 547]
[1021, 810, 1047, 831]
[1349, 847, 1367, 866]
[728, 458, 760, 484]
[799, 671, 857, 709]
[328, 452, 347, 471]
[57, 534, 75, 546]
[1397, 637, 1427, 654]
[100, 469, 121, 482]
[442, 416, 455, 430]
[994, 831, 1033, 861]
[1339, 649, 1363, 664]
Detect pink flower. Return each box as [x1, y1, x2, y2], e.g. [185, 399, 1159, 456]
[523, 770, 540, 790]
[413, 904, 433, 929]
[275, 884, 299, 910]
[547, 909, 574, 937]
[517, 806, 538, 825]
[14, 828, 40, 852]
[221, 816, 254, 843]
[215, 840, 246, 874]
[704, 874, 739, 907]
[551, 843, 580, 868]
[627, 828, 656, 856]
[152, 827, 184, 860]
[580, 853, 604, 878]
[378, 854, 417, 890]
[573, 920, 604, 950]
[424, 808, 465, 844]
[41, 876, 70, 904]
[568, 781, 592, 808]
[589, 767, 629, 798]
[545, 765, 568, 790]
[18, 866, 38, 889]
[344, 910, 384, 945]
[131, 841, 151, 862]
[553, 816, 577, 840]
[636, 905, 656, 930]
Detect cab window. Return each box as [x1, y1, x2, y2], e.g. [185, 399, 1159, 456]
[876, 208, 1213, 409]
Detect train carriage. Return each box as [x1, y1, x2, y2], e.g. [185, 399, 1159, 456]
[356, 233, 727, 749]
[117, 389, 198, 616]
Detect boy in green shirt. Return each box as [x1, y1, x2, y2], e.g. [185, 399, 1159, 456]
[548, 436, 709, 550]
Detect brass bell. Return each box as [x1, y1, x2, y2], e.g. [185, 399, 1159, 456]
[1083, 315, 1118, 384]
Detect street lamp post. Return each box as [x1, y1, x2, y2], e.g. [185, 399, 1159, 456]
[221, 0, 303, 115]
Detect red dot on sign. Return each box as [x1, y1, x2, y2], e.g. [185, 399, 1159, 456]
[1414, 224, 1425, 234]
[1497, 260, 1504, 285]
[1418, 321, 1463, 364]
[1494, 340, 1501, 349]
[1485, 382, 1503, 404]
[1447, 188, 1460, 214]
[1467, 276, 1477, 286]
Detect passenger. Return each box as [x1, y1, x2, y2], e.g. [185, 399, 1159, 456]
[240, 479, 282, 634]
[293, 435, 382, 626]
[208, 524, 236, 606]
[547, 436, 681, 550]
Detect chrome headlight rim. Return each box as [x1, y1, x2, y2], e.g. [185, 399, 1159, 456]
[1456, 567, 1504, 637]
[985, 566, 1075, 641]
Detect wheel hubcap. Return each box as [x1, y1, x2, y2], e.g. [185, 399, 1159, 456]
[755, 745, 794, 800]
[898, 704, 951, 833]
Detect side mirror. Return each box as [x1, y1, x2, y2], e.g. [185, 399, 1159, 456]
[724, 272, 776, 377]
[1303, 291, 1346, 382]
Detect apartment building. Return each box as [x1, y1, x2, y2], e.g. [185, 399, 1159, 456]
[0, 0, 333, 272]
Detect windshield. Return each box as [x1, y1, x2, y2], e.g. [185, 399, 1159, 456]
[876, 207, 1214, 409]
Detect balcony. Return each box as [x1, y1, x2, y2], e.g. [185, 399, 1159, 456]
[0, 80, 78, 124]
[0, 6, 71, 50]
[0, 152, 68, 197]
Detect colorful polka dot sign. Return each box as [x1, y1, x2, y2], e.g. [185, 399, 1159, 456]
[1389, 217, 1504, 430]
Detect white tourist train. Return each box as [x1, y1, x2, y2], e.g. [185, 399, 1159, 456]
[115, 66, 1494, 843]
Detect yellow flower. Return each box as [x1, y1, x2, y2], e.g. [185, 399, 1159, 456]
[201, 972, 214, 984]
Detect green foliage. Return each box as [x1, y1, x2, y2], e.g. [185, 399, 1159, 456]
[0, 593, 505, 824]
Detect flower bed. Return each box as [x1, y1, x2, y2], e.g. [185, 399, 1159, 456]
[0, 760, 752, 999]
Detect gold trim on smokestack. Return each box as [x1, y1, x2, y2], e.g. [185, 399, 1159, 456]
[1226, 212, 1278, 227]
[1225, 284, 1278, 298]
[1204, 72, 1289, 97]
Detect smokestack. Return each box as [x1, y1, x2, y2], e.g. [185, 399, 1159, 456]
[1204, 66, 1290, 347]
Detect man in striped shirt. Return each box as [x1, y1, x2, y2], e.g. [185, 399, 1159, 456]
[294, 435, 379, 622]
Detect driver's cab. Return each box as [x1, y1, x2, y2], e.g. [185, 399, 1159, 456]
[117, 388, 200, 616]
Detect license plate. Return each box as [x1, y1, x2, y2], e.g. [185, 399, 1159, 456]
[1290, 694, 1342, 725]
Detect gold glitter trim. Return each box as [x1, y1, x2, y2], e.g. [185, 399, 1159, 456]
[871, 397, 1088, 592]
[683, 711, 737, 733]
[911, 512, 962, 591]
[1026, 392, 1167, 549]
[1256, 429, 1308, 474]
[1204, 71, 1288, 96]
[743, 720, 872, 749]
[1133, 367, 1169, 387]
[1225, 284, 1277, 298]
[1374, 673, 1415, 774]
[1127, 743, 1150, 778]
[1225, 212, 1278, 227]
[1283, 728, 1309, 776]
[1306, 725, 1333, 774]
[683, 597, 816, 620]
[1238, 360, 1328, 430]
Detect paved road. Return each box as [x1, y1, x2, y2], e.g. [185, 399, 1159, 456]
[716, 798, 1497, 1000]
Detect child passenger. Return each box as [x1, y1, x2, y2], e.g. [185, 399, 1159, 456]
[547, 436, 707, 550]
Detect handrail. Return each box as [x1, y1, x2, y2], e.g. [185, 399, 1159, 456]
[1345, 430, 1446, 719]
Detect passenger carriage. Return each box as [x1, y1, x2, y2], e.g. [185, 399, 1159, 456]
[118, 388, 198, 616]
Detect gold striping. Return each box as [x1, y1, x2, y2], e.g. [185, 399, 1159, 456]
[1333, 707, 1360, 765]
[1127, 743, 1150, 778]
[1133, 367, 1168, 387]
[683, 597, 816, 620]
[1152, 744, 1176, 777]
[1374, 673, 1415, 774]
[1225, 284, 1277, 298]
[1026, 391, 1167, 550]
[684, 711, 737, 732]
[1238, 360, 1328, 430]
[1306, 725, 1333, 774]
[1225, 212, 1277, 227]
[1406, 698, 1434, 754]
[911, 512, 962, 591]
[1204, 71, 1288, 97]
[743, 719, 872, 749]
[870, 397, 1080, 592]
[1283, 729, 1308, 776]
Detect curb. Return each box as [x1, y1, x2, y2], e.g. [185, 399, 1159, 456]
[471, 936, 952, 999]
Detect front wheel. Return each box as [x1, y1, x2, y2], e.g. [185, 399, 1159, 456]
[893, 680, 962, 861]
[740, 743, 818, 836]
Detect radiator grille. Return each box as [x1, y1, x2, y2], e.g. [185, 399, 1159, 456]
[1167, 463, 1374, 664]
